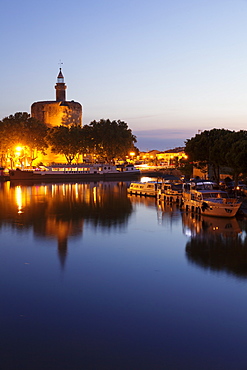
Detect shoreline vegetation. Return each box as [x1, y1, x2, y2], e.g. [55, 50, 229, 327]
[1, 114, 247, 200]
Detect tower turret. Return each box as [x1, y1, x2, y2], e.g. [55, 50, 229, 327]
[55, 68, 67, 101]
[32, 67, 82, 132]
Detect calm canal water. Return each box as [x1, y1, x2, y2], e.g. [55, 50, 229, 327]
[1, 180, 247, 370]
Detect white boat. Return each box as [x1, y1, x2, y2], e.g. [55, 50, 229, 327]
[127, 181, 162, 197]
[157, 182, 183, 205]
[9, 163, 140, 182]
[182, 181, 241, 217]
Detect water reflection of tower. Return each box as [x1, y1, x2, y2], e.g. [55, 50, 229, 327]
[37, 182, 87, 269]
[2, 181, 132, 269]
[45, 217, 83, 269]
[4, 182, 85, 269]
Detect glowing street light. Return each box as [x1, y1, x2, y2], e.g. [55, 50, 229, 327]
[14, 146, 25, 169]
[129, 152, 135, 163]
[15, 146, 23, 155]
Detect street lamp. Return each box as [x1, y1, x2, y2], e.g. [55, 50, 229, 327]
[15, 146, 23, 154]
[15, 146, 24, 168]
[129, 152, 135, 163]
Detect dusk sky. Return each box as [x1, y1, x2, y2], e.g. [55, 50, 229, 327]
[1, 0, 247, 151]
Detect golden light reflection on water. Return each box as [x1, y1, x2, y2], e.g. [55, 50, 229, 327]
[15, 186, 23, 214]
[2, 180, 247, 279]
[0, 181, 132, 268]
[93, 186, 97, 203]
[75, 183, 79, 199]
[141, 176, 153, 182]
[62, 184, 66, 196]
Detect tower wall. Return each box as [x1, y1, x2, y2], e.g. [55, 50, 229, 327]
[55, 83, 67, 101]
[31, 101, 82, 128]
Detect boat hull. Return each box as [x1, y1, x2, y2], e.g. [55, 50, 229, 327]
[156, 182, 183, 205]
[157, 191, 183, 205]
[183, 198, 241, 217]
[9, 169, 140, 182]
[182, 181, 242, 218]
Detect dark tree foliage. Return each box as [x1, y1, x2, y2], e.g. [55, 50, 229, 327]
[81, 125, 95, 154]
[88, 119, 137, 162]
[185, 128, 247, 185]
[223, 130, 247, 184]
[185, 129, 231, 183]
[46, 125, 86, 164]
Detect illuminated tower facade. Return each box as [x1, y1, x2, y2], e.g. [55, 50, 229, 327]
[31, 69, 82, 128]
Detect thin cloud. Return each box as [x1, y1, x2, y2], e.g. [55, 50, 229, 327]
[134, 128, 196, 139]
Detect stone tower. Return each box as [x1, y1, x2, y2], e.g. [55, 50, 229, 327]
[31, 69, 82, 128]
[55, 68, 67, 101]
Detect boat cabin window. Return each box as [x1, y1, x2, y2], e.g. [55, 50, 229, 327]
[202, 192, 226, 199]
[202, 193, 215, 199]
[183, 183, 191, 191]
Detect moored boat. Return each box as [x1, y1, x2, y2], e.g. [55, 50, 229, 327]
[182, 181, 241, 217]
[0, 167, 9, 181]
[9, 163, 140, 182]
[127, 181, 162, 197]
[157, 182, 183, 205]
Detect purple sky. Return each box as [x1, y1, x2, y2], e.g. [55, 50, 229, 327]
[1, 0, 247, 151]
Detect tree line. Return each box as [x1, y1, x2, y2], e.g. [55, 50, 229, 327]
[0, 113, 137, 167]
[184, 128, 247, 184]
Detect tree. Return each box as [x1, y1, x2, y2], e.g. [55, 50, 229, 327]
[185, 129, 247, 186]
[46, 125, 85, 164]
[88, 119, 137, 162]
[80, 124, 95, 157]
[185, 129, 232, 183]
[223, 130, 247, 186]
[0, 112, 48, 167]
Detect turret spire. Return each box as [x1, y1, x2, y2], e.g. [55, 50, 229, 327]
[55, 68, 67, 101]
